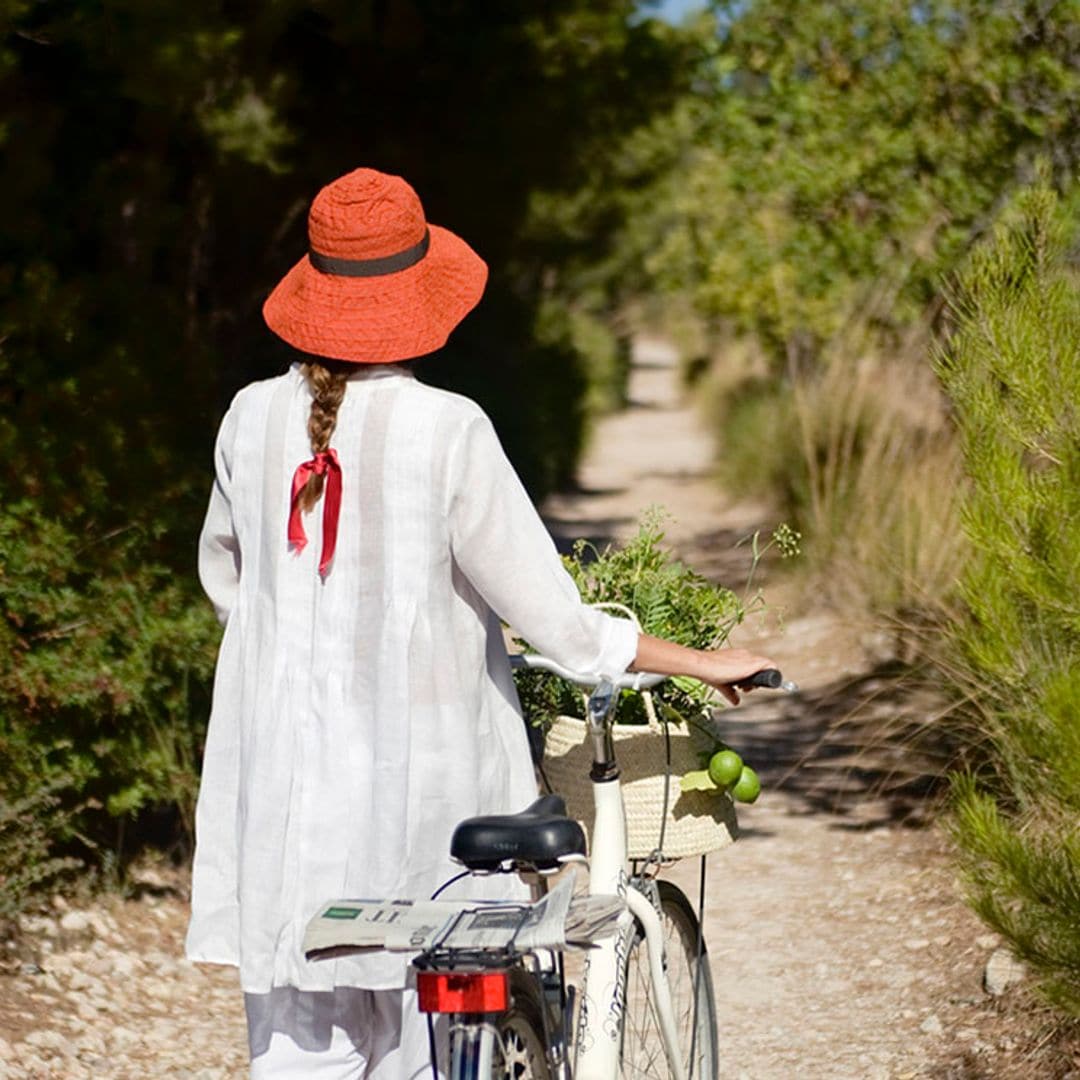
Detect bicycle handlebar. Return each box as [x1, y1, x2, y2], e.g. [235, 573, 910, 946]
[508, 653, 666, 691]
[509, 654, 794, 694]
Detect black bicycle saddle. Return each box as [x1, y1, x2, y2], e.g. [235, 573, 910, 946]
[450, 794, 586, 872]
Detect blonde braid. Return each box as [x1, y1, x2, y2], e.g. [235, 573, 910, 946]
[298, 360, 350, 512]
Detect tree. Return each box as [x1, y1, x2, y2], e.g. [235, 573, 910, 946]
[571, 1, 1080, 369]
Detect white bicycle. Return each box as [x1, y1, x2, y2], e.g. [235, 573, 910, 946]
[306, 655, 787, 1079]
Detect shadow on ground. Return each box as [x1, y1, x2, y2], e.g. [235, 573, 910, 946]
[715, 662, 956, 827]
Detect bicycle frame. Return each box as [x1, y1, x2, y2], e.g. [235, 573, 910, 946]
[434, 765, 691, 1080]
[514, 656, 691, 1080]
[569, 777, 686, 1080]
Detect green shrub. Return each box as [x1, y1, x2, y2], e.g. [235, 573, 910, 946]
[934, 181, 1080, 1015]
[533, 296, 631, 417]
[712, 373, 798, 504]
[0, 779, 83, 925]
[0, 501, 220, 913]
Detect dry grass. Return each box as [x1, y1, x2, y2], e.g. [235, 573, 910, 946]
[790, 344, 965, 613]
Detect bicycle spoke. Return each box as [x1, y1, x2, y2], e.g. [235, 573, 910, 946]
[618, 886, 717, 1080]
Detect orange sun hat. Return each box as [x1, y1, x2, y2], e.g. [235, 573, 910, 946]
[263, 168, 488, 364]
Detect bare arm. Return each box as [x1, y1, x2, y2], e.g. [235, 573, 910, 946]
[632, 634, 776, 706]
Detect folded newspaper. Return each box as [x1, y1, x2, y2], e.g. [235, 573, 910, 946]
[304, 875, 624, 960]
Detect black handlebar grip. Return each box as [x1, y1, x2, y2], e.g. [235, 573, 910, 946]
[737, 668, 783, 690]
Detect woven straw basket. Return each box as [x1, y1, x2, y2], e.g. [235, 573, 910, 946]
[540, 606, 738, 861]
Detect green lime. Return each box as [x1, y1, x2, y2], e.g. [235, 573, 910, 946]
[707, 749, 743, 788]
[731, 765, 761, 804]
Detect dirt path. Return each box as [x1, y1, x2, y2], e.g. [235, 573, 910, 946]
[0, 341, 1048, 1079]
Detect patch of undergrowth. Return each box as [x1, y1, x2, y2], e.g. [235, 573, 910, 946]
[933, 181, 1080, 1017]
[0, 503, 220, 920]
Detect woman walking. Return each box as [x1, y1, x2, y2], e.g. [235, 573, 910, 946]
[186, 167, 773, 1078]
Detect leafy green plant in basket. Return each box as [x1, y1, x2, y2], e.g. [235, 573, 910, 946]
[514, 511, 744, 731]
[513, 511, 785, 810]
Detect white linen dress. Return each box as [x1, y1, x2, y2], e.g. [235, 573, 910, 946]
[186, 362, 638, 993]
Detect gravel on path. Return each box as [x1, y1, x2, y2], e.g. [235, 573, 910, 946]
[1, 878, 247, 1079]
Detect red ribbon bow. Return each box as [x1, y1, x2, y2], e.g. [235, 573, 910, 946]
[288, 449, 342, 577]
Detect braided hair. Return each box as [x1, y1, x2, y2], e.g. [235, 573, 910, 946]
[297, 359, 350, 512]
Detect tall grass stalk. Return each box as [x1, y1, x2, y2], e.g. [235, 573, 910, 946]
[790, 347, 965, 611]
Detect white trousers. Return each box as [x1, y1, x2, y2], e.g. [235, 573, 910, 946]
[245, 987, 446, 1079]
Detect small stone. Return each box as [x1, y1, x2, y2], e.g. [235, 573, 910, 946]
[131, 866, 168, 890]
[84, 956, 113, 978]
[59, 911, 91, 934]
[86, 913, 113, 938]
[18, 1053, 49, 1076]
[18, 915, 59, 937]
[976, 934, 999, 949]
[984, 946, 1026, 996]
[111, 953, 138, 977]
[904, 938, 931, 951]
[867, 957, 883, 968]
[920, 1014, 943, 1036]
[45, 955, 73, 976]
[26, 1029, 68, 1052]
[107, 1027, 140, 1049]
[75, 1032, 105, 1055]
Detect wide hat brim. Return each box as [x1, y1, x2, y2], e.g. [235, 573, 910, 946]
[262, 224, 488, 364]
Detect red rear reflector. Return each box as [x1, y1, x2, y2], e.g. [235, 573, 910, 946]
[417, 970, 509, 1013]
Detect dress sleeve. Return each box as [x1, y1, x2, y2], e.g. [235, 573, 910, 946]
[198, 403, 242, 626]
[447, 411, 639, 679]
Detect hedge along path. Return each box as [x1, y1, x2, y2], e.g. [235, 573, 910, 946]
[543, 338, 1027, 1080]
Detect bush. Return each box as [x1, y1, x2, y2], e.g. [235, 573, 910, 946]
[934, 181, 1080, 1015]
[0, 502, 220, 914]
[0, 779, 82, 926]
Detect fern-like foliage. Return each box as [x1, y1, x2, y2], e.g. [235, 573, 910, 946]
[514, 509, 745, 731]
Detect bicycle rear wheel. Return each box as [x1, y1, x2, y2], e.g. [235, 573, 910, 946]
[620, 880, 718, 1080]
[491, 969, 551, 1080]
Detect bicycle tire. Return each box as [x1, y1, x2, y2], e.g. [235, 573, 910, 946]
[620, 880, 718, 1080]
[491, 968, 552, 1080]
